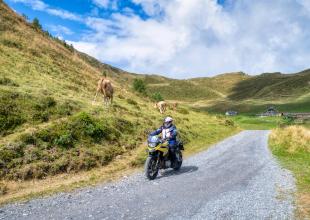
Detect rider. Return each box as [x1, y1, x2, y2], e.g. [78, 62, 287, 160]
[150, 117, 178, 165]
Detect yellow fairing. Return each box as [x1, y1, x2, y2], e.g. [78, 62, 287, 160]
[148, 141, 169, 156]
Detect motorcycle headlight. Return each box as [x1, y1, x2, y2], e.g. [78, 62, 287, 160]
[148, 142, 157, 148]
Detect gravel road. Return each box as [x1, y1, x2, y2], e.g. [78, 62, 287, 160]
[0, 130, 296, 220]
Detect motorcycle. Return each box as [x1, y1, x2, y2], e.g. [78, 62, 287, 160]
[144, 135, 184, 180]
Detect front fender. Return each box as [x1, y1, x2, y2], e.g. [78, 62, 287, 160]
[148, 151, 159, 157]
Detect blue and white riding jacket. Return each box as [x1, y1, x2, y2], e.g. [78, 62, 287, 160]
[150, 125, 178, 146]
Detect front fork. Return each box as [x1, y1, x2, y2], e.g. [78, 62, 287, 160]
[149, 151, 161, 168]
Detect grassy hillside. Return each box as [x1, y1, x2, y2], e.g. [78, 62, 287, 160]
[143, 71, 310, 103]
[0, 1, 241, 203]
[144, 72, 249, 101]
[0, 0, 138, 180]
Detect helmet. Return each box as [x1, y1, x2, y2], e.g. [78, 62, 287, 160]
[163, 117, 173, 128]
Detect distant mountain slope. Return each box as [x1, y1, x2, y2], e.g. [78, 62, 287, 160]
[228, 70, 310, 100]
[144, 72, 249, 101]
[143, 70, 310, 103]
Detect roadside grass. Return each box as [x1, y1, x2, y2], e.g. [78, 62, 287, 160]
[269, 126, 310, 218]
[231, 115, 285, 130]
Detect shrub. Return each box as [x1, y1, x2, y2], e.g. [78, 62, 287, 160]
[102, 71, 107, 77]
[20, 133, 37, 145]
[151, 92, 164, 102]
[70, 112, 120, 142]
[118, 94, 125, 99]
[112, 118, 134, 134]
[50, 157, 69, 174]
[1, 39, 22, 49]
[100, 146, 124, 165]
[54, 133, 74, 149]
[36, 129, 54, 142]
[0, 112, 25, 135]
[32, 97, 57, 122]
[22, 13, 28, 20]
[31, 162, 49, 179]
[34, 96, 56, 110]
[15, 162, 49, 180]
[62, 41, 74, 52]
[0, 144, 24, 163]
[42, 96, 57, 108]
[0, 77, 19, 86]
[133, 79, 146, 93]
[127, 98, 138, 106]
[56, 101, 77, 116]
[23, 145, 42, 164]
[32, 111, 49, 122]
[282, 115, 295, 125]
[84, 123, 108, 142]
[224, 119, 235, 127]
[0, 92, 25, 135]
[0, 183, 8, 195]
[32, 18, 42, 30]
[29, 48, 41, 57]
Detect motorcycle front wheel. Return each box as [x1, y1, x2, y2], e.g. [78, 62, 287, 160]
[145, 156, 159, 180]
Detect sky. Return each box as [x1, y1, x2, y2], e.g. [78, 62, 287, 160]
[5, 0, 310, 78]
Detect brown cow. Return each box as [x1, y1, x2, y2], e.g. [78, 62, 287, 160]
[93, 77, 114, 106]
[154, 101, 167, 114]
[168, 102, 178, 111]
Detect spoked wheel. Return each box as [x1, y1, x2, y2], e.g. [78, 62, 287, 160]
[145, 157, 159, 180]
[173, 151, 183, 171]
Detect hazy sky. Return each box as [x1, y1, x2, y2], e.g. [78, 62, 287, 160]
[6, 0, 310, 78]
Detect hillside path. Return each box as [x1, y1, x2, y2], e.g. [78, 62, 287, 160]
[0, 131, 296, 220]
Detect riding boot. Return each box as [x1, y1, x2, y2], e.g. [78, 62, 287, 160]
[169, 147, 177, 167]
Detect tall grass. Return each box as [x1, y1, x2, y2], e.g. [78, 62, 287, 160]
[270, 126, 310, 153]
[270, 126, 310, 218]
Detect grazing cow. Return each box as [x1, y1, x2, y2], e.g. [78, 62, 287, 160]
[154, 101, 167, 114]
[169, 102, 178, 111]
[93, 78, 114, 106]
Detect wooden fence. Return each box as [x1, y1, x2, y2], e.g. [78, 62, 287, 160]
[282, 113, 310, 119]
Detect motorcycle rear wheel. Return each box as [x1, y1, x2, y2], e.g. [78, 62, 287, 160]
[173, 151, 183, 171]
[145, 157, 159, 180]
